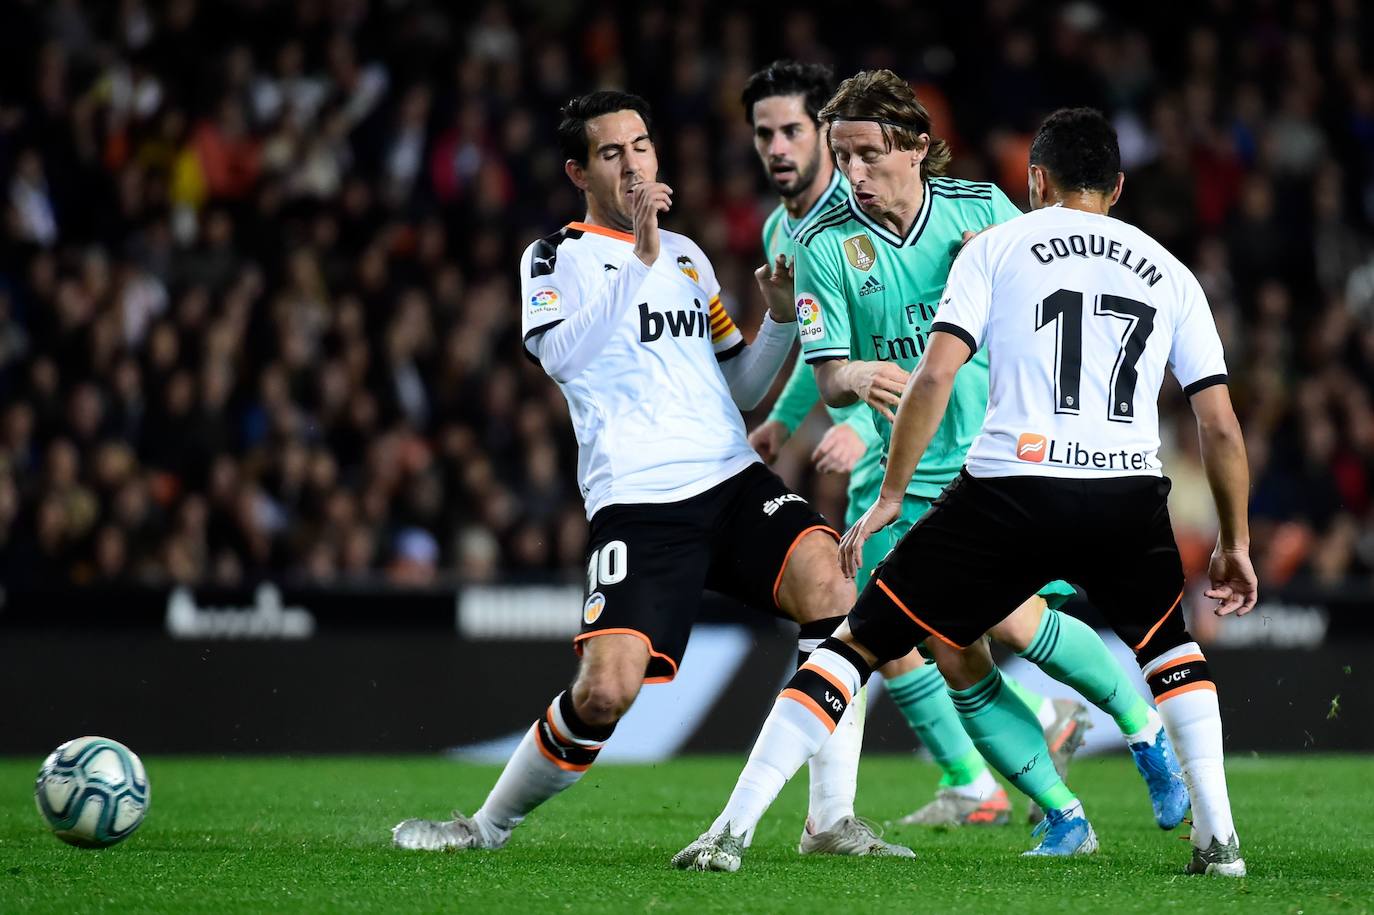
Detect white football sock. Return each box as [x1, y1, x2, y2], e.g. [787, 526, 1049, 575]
[947, 767, 999, 801]
[1124, 707, 1163, 746]
[475, 694, 604, 843]
[711, 647, 865, 841]
[803, 628, 865, 832]
[1142, 643, 1238, 849]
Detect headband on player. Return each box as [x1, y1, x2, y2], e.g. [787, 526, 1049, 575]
[826, 116, 927, 133]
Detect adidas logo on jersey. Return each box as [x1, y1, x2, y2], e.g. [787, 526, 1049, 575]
[859, 275, 886, 296]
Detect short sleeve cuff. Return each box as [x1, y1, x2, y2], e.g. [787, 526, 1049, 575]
[803, 348, 849, 364]
[1182, 373, 1228, 397]
[931, 321, 978, 355]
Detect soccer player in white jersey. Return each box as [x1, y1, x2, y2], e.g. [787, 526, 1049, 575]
[392, 90, 912, 859]
[674, 107, 1252, 875]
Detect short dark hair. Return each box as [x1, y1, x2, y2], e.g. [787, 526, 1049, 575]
[1029, 108, 1121, 194]
[558, 90, 654, 166]
[741, 60, 835, 126]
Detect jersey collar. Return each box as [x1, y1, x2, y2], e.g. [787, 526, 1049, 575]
[783, 170, 846, 239]
[567, 221, 634, 243]
[846, 179, 932, 249]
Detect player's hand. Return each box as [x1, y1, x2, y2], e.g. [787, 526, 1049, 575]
[1205, 546, 1258, 616]
[812, 423, 864, 474]
[748, 420, 790, 464]
[631, 181, 673, 267]
[839, 494, 901, 579]
[845, 361, 910, 422]
[754, 254, 796, 324]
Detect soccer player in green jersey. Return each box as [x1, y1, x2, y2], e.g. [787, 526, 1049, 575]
[742, 61, 1093, 828]
[671, 72, 1188, 870]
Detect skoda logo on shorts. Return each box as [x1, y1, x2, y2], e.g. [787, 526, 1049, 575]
[583, 591, 607, 625]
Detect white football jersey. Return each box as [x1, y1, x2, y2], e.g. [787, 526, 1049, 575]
[519, 221, 757, 517]
[934, 205, 1227, 479]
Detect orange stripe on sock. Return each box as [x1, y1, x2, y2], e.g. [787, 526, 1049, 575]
[1147, 653, 1206, 678]
[1134, 590, 1185, 651]
[532, 724, 592, 772]
[800, 663, 851, 704]
[781, 688, 837, 733]
[874, 579, 962, 648]
[1154, 681, 1217, 704]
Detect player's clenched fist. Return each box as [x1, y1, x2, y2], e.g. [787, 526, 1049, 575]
[748, 420, 790, 464]
[631, 181, 674, 267]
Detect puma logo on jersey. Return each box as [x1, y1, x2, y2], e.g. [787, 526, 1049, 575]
[639, 300, 709, 342]
[1017, 433, 1048, 461]
[604, 263, 618, 271]
[762, 493, 806, 516]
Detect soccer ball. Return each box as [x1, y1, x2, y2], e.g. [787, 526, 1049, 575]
[34, 736, 150, 848]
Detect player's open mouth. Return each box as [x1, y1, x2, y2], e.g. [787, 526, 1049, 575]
[855, 192, 876, 205]
[770, 164, 796, 179]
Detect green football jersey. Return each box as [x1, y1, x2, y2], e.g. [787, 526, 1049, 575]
[794, 176, 1023, 498]
[761, 172, 883, 489]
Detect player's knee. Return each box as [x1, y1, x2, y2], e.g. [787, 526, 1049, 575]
[989, 596, 1046, 654]
[781, 537, 855, 622]
[570, 675, 638, 727]
[928, 638, 994, 691]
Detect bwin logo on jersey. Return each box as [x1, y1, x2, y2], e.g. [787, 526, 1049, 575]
[763, 493, 806, 516]
[639, 300, 709, 342]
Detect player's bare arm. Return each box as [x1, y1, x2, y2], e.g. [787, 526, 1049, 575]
[1189, 384, 1257, 616]
[838, 331, 968, 578]
[813, 359, 910, 420]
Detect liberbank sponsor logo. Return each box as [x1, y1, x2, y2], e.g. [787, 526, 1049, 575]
[1015, 432, 1152, 471]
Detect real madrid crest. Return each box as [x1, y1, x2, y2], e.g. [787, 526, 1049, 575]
[843, 234, 876, 272]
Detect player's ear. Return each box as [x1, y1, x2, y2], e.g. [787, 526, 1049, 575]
[1108, 172, 1125, 208]
[912, 133, 930, 168]
[564, 159, 589, 192]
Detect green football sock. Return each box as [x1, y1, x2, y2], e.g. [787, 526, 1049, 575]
[1018, 608, 1152, 736]
[949, 668, 1076, 811]
[885, 662, 988, 787]
[1001, 674, 1050, 723]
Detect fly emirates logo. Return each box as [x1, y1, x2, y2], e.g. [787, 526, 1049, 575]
[1015, 433, 1153, 472]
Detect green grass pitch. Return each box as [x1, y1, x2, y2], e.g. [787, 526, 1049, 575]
[2, 754, 1371, 913]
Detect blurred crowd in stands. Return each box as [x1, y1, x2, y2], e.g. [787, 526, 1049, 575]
[1, 0, 1371, 591]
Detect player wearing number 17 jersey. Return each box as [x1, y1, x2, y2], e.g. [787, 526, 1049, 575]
[835, 108, 1253, 873]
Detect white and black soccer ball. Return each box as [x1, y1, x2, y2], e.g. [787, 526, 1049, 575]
[34, 736, 150, 848]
